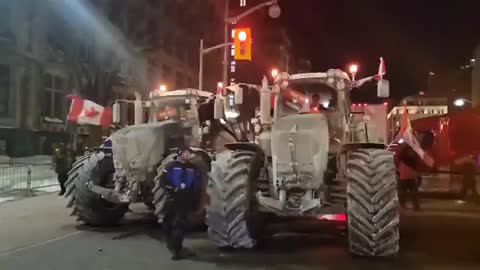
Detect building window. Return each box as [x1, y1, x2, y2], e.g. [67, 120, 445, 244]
[0, 65, 10, 115]
[43, 73, 67, 119]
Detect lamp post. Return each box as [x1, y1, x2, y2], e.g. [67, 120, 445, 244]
[221, 0, 281, 94]
[198, 0, 280, 92]
[199, 0, 280, 93]
[349, 64, 359, 81]
[271, 68, 279, 79]
[159, 84, 167, 92]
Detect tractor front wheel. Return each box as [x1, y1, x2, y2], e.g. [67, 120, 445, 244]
[64, 152, 129, 226]
[346, 148, 399, 257]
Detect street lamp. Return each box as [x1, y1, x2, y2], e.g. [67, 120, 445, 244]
[349, 64, 359, 81]
[453, 98, 472, 107]
[216, 82, 223, 95]
[222, 0, 281, 94]
[271, 68, 279, 79]
[198, 0, 281, 93]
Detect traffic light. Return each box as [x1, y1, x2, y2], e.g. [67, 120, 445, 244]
[234, 28, 252, 61]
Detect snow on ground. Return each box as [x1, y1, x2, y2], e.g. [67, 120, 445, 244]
[0, 196, 16, 203]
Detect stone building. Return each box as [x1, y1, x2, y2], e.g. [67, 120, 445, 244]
[0, 0, 226, 156]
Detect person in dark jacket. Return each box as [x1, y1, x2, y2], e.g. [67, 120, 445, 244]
[456, 154, 479, 202]
[160, 147, 206, 260]
[53, 143, 75, 196]
[397, 143, 434, 210]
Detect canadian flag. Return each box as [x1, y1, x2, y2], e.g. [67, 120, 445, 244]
[67, 95, 112, 127]
[396, 104, 425, 158]
[373, 57, 386, 81]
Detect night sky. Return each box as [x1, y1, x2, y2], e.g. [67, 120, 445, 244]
[276, 0, 480, 103]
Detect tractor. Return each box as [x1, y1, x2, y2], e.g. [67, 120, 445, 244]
[64, 88, 237, 226]
[206, 59, 399, 256]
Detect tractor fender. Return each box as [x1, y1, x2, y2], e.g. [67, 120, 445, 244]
[190, 147, 212, 170]
[224, 142, 265, 155]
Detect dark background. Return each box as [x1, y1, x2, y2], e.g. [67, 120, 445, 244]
[238, 0, 480, 103]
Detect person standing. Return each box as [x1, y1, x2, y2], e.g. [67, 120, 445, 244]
[53, 143, 75, 196]
[456, 154, 479, 202]
[397, 144, 434, 210]
[160, 147, 206, 260]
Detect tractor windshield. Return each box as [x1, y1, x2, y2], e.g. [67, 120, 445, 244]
[278, 81, 338, 116]
[150, 97, 197, 123]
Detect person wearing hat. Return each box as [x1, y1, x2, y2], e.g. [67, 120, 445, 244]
[159, 146, 206, 260]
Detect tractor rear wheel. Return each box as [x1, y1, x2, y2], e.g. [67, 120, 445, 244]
[206, 150, 260, 248]
[346, 148, 399, 256]
[152, 154, 208, 229]
[152, 154, 177, 223]
[64, 152, 129, 226]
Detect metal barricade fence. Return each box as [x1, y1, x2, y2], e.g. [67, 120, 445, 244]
[0, 162, 58, 196]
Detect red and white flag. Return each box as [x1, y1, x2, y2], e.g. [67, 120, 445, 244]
[396, 104, 425, 158]
[373, 57, 386, 81]
[67, 95, 112, 127]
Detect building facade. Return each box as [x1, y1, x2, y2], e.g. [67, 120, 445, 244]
[0, 1, 73, 156]
[0, 0, 227, 156]
[387, 95, 449, 141]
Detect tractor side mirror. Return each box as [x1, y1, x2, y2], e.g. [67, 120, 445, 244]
[377, 79, 390, 98]
[213, 97, 224, 120]
[112, 103, 120, 124]
[234, 87, 244, 105]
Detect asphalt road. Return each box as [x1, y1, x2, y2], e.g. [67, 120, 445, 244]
[1, 195, 480, 270]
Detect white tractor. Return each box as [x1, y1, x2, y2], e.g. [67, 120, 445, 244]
[64, 88, 237, 226]
[206, 59, 399, 256]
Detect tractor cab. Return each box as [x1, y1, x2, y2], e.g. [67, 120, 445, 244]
[148, 88, 212, 124]
[278, 79, 339, 115]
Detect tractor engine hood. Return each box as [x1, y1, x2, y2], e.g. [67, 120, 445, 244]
[271, 113, 329, 190]
[111, 120, 185, 181]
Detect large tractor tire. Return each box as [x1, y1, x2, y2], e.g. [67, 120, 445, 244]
[346, 148, 399, 256]
[206, 150, 259, 248]
[152, 154, 177, 223]
[64, 152, 129, 226]
[152, 153, 209, 230]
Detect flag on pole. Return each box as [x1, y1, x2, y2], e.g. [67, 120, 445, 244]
[396, 104, 425, 159]
[372, 57, 386, 81]
[67, 95, 112, 127]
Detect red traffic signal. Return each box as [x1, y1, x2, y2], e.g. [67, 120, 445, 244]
[234, 28, 251, 61]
